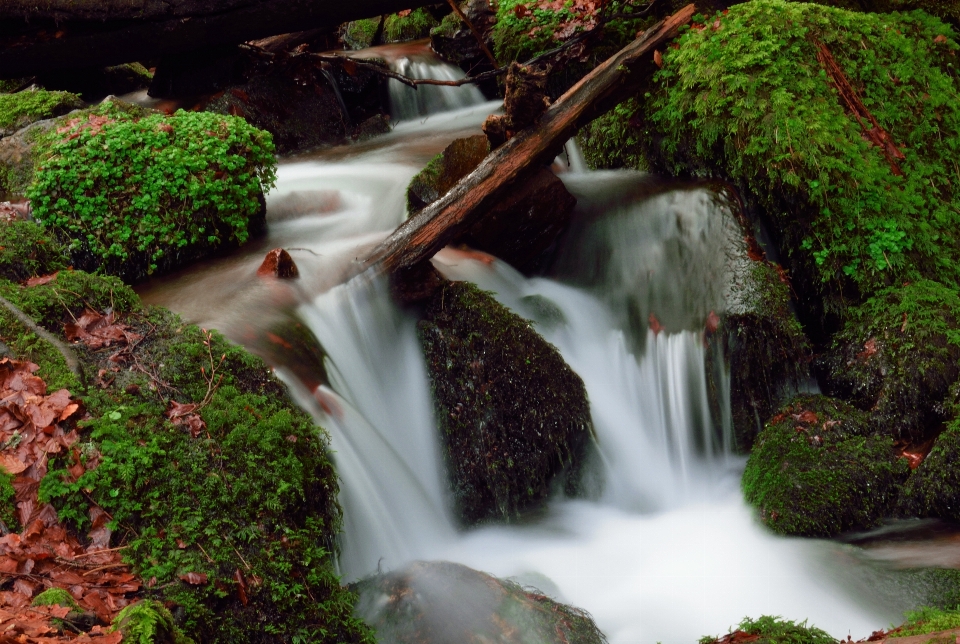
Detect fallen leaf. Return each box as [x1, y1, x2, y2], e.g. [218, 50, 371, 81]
[24, 273, 58, 288]
[179, 572, 208, 585]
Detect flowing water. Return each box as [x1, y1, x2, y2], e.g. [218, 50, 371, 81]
[139, 49, 918, 642]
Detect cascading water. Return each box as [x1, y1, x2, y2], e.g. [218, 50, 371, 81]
[139, 62, 914, 643]
[384, 44, 487, 122]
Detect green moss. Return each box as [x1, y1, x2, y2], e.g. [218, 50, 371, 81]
[642, 0, 960, 324]
[32, 587, 82, 611]
[898, 418, 960, 519]
[742, 394, 909, 536]
[577, 98, 648, 171]
[0, 80, 29, 94]
[822, 280, 960, 442]
[699, 615, 836, 644]
[25, 104, 276, 282]
[0, 470, 16, 534]
[431, 10, 464, 39]
[343, 9, 439, 48]
[0, 89, 82, 135]
[0, 221, 67, 283]
[895, 606, 960, 637]
[418, 281, 591, 525]
[0, 303, 77, 392]
[113, 600, 194, 644]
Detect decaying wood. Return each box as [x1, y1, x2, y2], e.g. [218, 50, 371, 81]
[362, 3, 696, 274]
[814, 39, 905, 176]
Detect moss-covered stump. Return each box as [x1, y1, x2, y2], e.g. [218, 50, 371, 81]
[718, 259, 812, 452]
[820, 280, 960, 444]
[0, 89, 82, 138]
[898, 419, 960, 520]
[18, 100, 276, 282]
[596, 0, 960, 338]
[353, 561, 605, 644]
[342, 9, 439, 49]
[406, 135, 576, 274]
[0, 243, 372, 643]
[418, 281, 591, 525]
[742, 394, 909, 536]
[699, 615, 836, 644]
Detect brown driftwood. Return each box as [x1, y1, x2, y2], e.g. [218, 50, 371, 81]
[363, 3, 696, 274]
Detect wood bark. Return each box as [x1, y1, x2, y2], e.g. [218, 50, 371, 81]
[363, 3, 696, 274]
[0, 0, 431, 77]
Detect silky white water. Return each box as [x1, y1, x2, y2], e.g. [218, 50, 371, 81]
[139, 53, 912, 644]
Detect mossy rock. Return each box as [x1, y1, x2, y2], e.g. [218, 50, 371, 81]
[742, 394, 909, 536]
[819, 280, 960, 443]
[893, 606, 960, 637]
[407, 135, 490, 214]
[112, 600, 194, 644]
[718, 260, 812, 452]
[353, 561, 606, 644]
[699, 615, 836, 644]
[20, 100, 275, 283]
[430, 0, 497, 65]
[418, 281, 591, 525]
[32, 587, 82, 611]
[898, 419, 960, 520]
[0, 220, 67, 283]
[0, 89, 82, 138]
[0, 269, 373, 644]
[342, 9, 439, 49]
[625, 0, 960, 335]
[35, 63, 154, 102]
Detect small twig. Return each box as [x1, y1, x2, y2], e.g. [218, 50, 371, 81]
[81, 563, 128, 576]
[197, 542, 215, 564]
[68, 545, 130, 560]
[444, 0, 498, 65]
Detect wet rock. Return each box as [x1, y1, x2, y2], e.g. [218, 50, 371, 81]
[250, 316, 329, 392]
[418, 281, 591, 525]
[818, 280, 960, 444]
[353, 561, 605, 644]
[406, 135, 576, 274]
[257, 248, 300, 279]
[342, 9, 439, 49]
[391, 260, 446, 306]
[35, 63, 153, 102]
[430, 0, 497, 65]
[742, 394, 909, 537]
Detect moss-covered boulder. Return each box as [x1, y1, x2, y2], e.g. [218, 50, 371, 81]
[407, 135, 576, 274]
[699, 615, 837, 644]
[431, 0, 497, 66]
[0, 245, 372, 643]
[592, 0, 960, 338]
[18, 100, 276, 282]
[342, 9, 439, 49]
[0, 89, 82, 138]
[898, 419, 960, 520]
[820, 280, 960, 443]
[353, 561, 605, 644]
[418, 281, 591, 525]
[742, 394, 909, 536]
[0, 220, 67, 283]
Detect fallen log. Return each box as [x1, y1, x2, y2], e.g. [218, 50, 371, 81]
[0, 0, 431, 77]
[362, 3, 696, 274]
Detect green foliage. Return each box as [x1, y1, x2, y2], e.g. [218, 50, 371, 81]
[26, 104, 277, 282]
[343, 9, 438, 48]
[32, 587, 81, 611]
[823, 280, 960, 441]
[896, 606, 960, 637]
[0, 300, 77, 392]
[742, 394, 909, 536]
[898, 418, 960, 519]
[645, 0, 960, 319]
[577, 98, 648, 170]
[0, 79, 29, 94]
[0, 470, 16, 534]
[0, 221, 66, 283]
[699, 615, 836, 644]
[113, 600, 194, 644]
[0, 89, 82, 133]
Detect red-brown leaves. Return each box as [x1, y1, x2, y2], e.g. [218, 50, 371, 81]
[55, 114, 113, 141]
[0, 358, 140, 642]
[648, 313, 664, 336]
[165, 401, 206, 438]
[178, 572, 208, 586]
[65, 309, 142, 351]
[23, 274, 58, 288]
[857, 338, 878, 361]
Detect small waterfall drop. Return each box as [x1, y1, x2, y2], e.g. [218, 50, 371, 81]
[388, 51, 487, 122]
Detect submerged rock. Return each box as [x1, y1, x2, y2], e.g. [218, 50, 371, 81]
[819, 280, 960, 444]
[418, 281, 591, 525]
[742, 394, 909, 537]
[353, 561, 605, 644]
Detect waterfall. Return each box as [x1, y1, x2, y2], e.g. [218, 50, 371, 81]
[388, 55, 487, 122]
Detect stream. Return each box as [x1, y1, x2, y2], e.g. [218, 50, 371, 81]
[139, 47, 917, 643]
